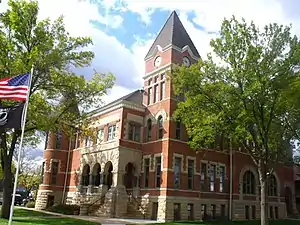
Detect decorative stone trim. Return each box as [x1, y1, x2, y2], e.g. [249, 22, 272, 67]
[171, 153, 184, 172]
[238, 165, 259, 197]
[155, 109, 168, 122]
[50, 159, 61, 173]
[185, 156, 196, 174]
[141, 155, 152, 173]
[154, 153, 163, 171]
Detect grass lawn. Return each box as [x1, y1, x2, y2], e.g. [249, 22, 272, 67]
[0, 208, 100, 225]
[146, 219, 300, 225]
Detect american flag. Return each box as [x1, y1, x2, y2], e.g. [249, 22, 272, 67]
[0, 73, 30, 101]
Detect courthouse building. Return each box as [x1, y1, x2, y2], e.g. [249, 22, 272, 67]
[35, 11, 298, 221]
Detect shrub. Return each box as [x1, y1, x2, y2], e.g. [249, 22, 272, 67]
[26, 202, 35, 208]
[47, 204, 80, 215]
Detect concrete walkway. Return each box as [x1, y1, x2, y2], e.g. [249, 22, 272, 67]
[23, 207, 161, 224]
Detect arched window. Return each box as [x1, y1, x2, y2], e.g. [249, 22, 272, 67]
[158, 116, 163, 139]
[268, 175, 277, 196]
[81, 164, 90, 186]
[92, 163, 101, 186]
[147, 119, 152, 141]
[242, 170, 256, 194]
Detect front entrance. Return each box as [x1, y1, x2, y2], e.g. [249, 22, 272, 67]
[103, 161, 113, 189]
[151, 202, 158, 220]
[46, 195, 54, 208]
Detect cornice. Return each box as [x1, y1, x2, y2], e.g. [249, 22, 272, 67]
[144, 44, 200, 62]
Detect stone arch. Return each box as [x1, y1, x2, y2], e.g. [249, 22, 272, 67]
[157, 115, 164, 139]
[146, 118, 152, 140]
[155, 109, 168, 122]
[81, 164, 90, 186]
[92, 163, 101, 186]
[124, 162, 137, 190]
[239, 166, 259, 195]
[103, 161, 113, 189]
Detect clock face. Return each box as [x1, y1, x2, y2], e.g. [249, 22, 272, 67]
[183, 56, 190, 67]
[154, 56, 162, 67]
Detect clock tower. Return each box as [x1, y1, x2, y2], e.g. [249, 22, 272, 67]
[141, 10, 201, 220]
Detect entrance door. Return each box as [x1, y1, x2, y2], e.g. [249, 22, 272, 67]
[151, 202, 158, 220]
[46, 195, 54, 208]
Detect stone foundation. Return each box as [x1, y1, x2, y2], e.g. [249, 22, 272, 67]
[35, 189, 63, 210]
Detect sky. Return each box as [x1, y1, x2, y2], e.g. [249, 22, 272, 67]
[1, 0, 300, 164]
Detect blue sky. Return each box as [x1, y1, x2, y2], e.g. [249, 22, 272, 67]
[2, 0, 300, 164]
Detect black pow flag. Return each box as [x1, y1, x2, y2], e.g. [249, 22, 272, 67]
[0, 103, 24, 129]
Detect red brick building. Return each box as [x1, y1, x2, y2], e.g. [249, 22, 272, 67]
[35, 11, 298, 221]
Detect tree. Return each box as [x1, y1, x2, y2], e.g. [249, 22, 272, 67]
[0, 0, 115, 219]
[172, 17, 300, 225]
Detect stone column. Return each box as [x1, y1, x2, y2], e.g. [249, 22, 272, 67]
[77, 173, 83, 193]
[87, 174, 93, 194]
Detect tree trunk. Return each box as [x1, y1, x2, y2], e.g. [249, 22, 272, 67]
[1, 166, 13, 219]
[258, 166, 268, 225]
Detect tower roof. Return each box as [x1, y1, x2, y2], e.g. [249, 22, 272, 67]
[145, 10, 200, 60]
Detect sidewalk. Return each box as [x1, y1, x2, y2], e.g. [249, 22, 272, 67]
[24, 207, 160, 224]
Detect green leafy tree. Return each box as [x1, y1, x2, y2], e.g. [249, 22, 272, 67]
[172, 17, 300, 225]
[0, 0, 115, 219]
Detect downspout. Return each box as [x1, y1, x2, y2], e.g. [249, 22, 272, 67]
[62, 130, 74, 204]
[229, 137, 233, 220]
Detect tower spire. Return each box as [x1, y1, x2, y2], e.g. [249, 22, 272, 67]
[145, 10, 200, 60]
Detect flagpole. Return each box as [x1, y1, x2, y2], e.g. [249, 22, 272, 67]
[8, 66, 34, 225]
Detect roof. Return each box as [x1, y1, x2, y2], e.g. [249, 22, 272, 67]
[145, 10, 200, 60]
[88, 89, 144, 116]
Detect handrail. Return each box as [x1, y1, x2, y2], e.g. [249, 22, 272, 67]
[87, 194, 106, 213]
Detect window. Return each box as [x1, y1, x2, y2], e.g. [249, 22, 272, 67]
[175, 122, 181, 140]
[158, 116, 163, 139]
[174, 203, 181, 221]
[85, 136, 92, 147]
[155, 156, 161, 188]
[40, 162, 45, 184]
[200, 163, 207, 191]
[107, 125, 116, 141]
[51, 161, 59, 185]
[269, 206, 274, 219]
[187, 159, 194, 189]
[128, 123, 141, 142]
[221, 204, 226, 217]
[55, 131, 62, 149]
[201, 204, 207, 220]
[160, 81, 165, 100]
[211, 204, 216, 219]
[268, 175, 277, 196]
[148, 87, 152, 105]
[274, 206, 278, 219]
[154, 76, 158, 83]
[174, 157, 181, 189]
[251, 205, 256, 219]
[147, 119, 152, 141]
[187, 204, 194, 220]
[219, 166, 225, 192]
[161, 74, 165, 80]
[97, 129, 104, 144]
[243, 171, 256, 194]
[210, 164, 216, 191]
[154, 84, 158, 103]
[148, 78, 152, 85]
[144, 158, 150, 188]
[245, 205, 250, 220]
